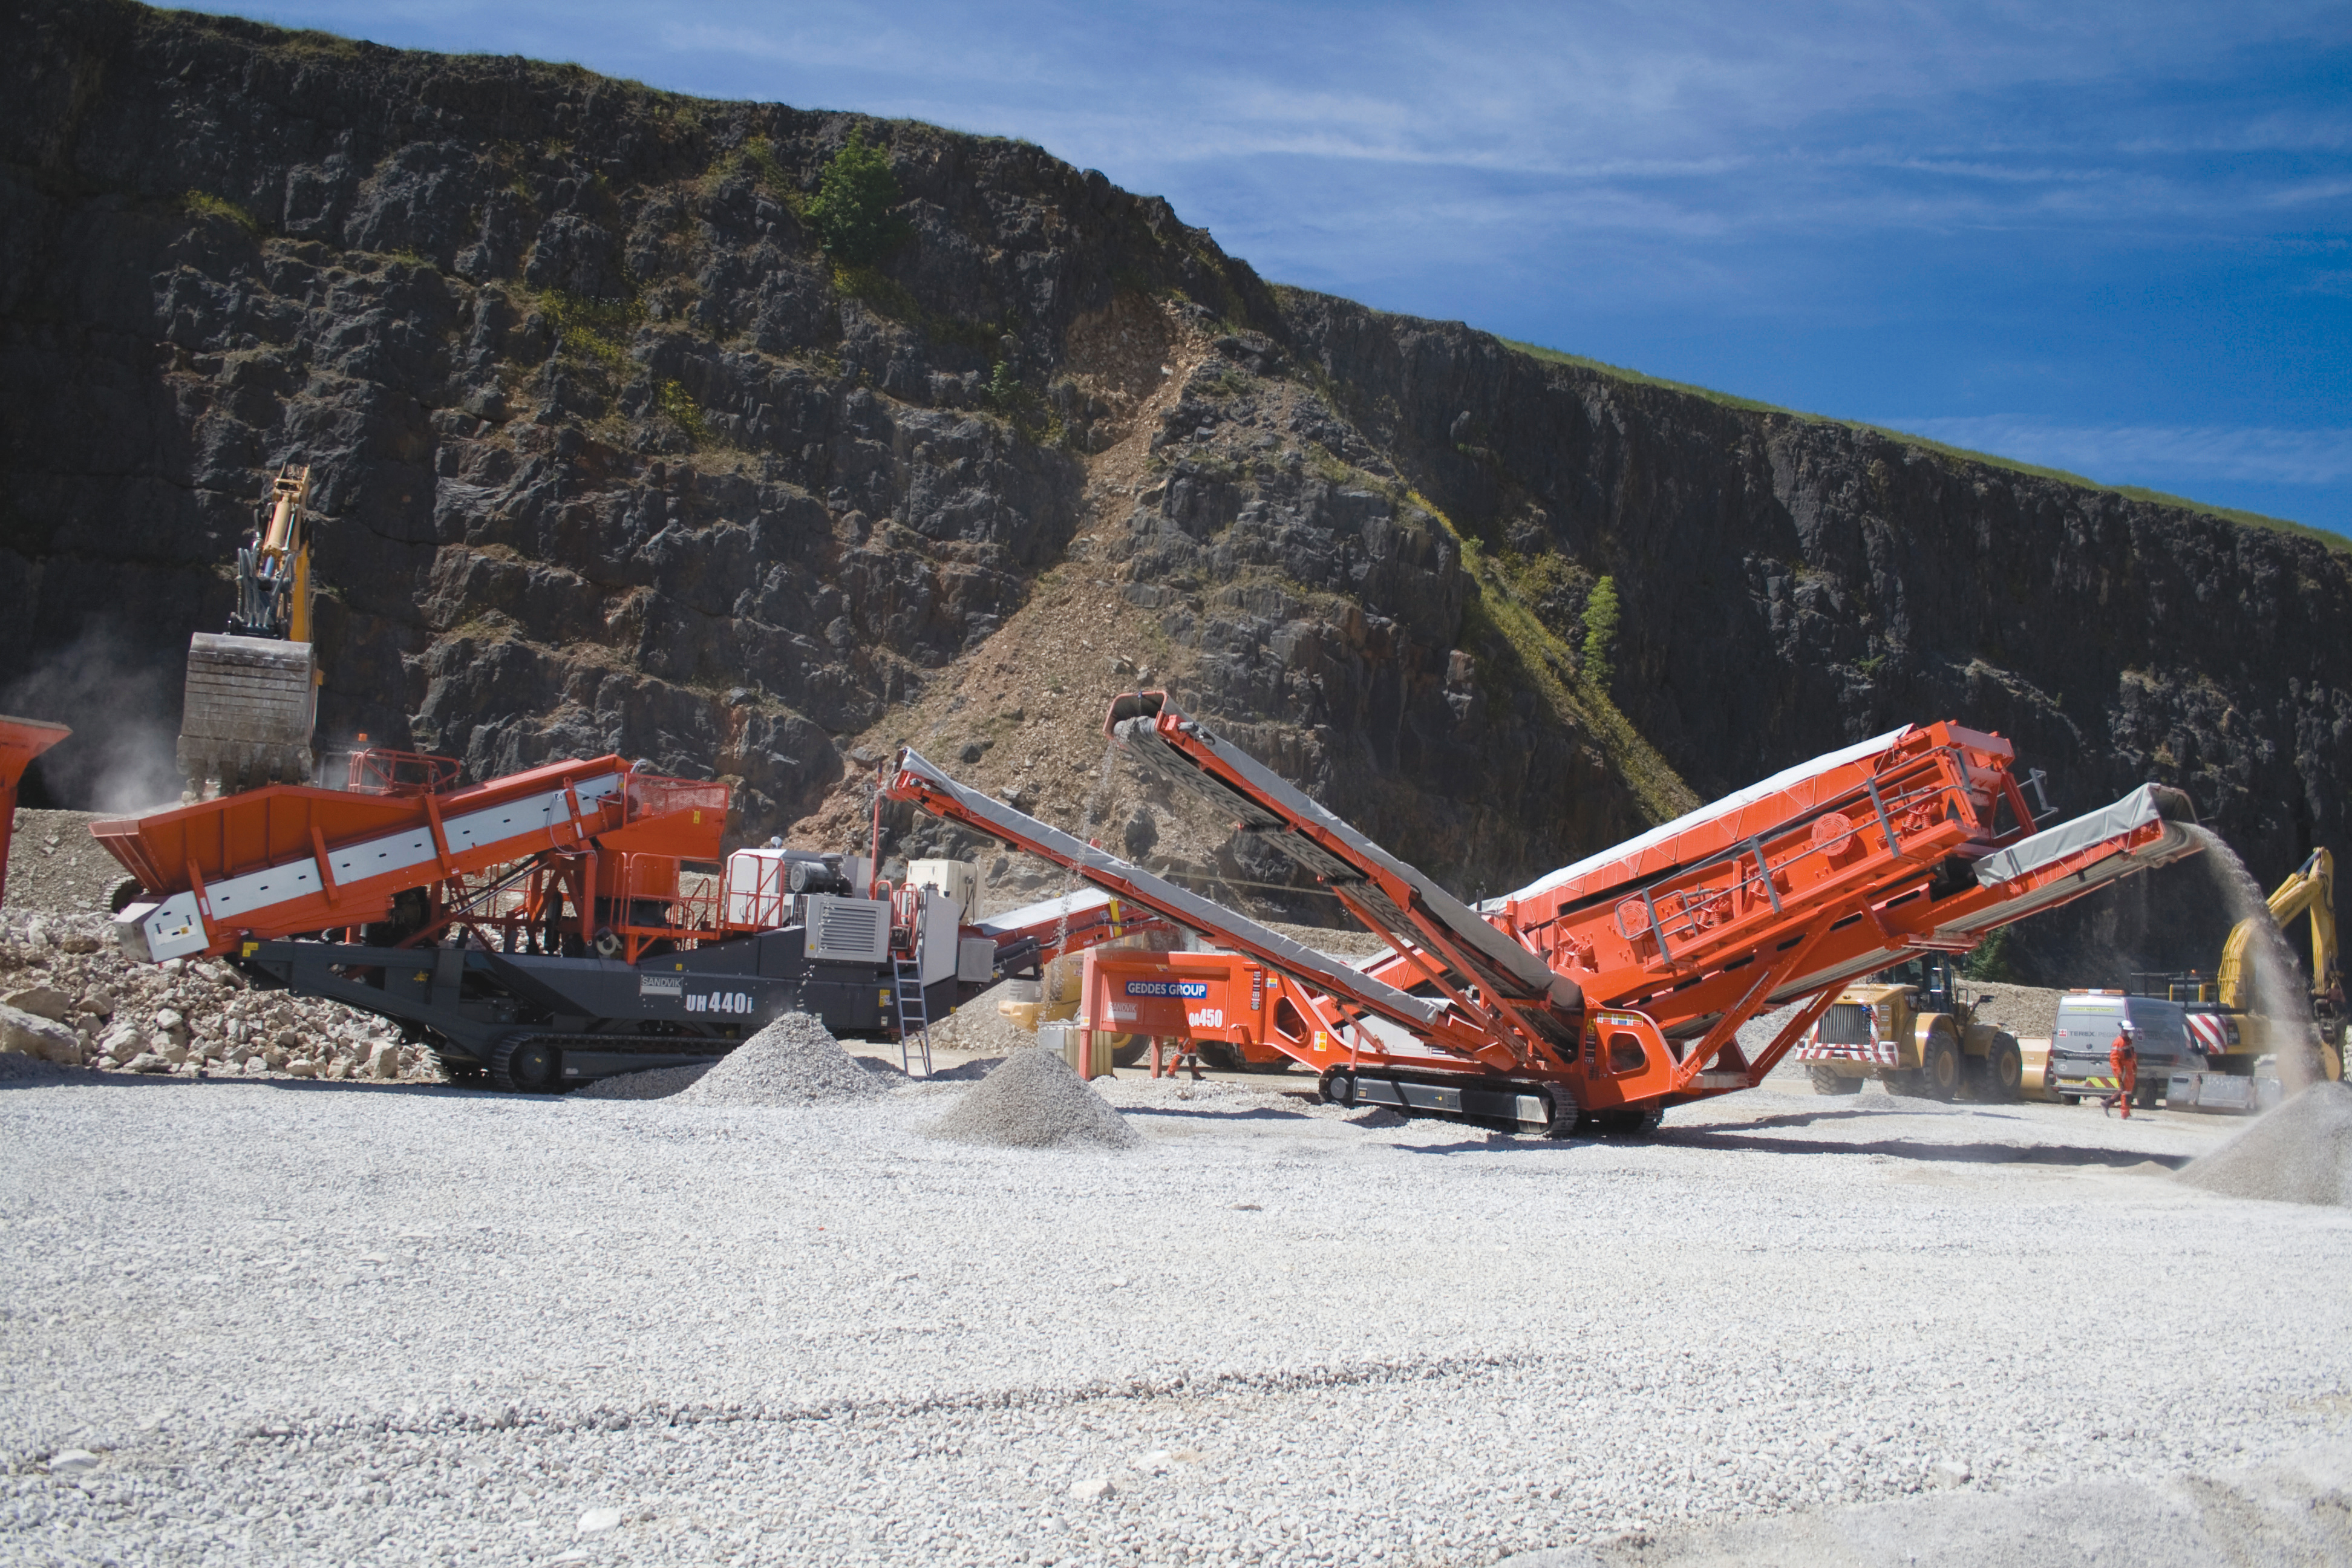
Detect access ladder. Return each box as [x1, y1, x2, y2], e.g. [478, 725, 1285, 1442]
[892, 956, 933, 1077]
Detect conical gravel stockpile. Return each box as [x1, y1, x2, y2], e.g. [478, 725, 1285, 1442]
[673, 1013, 888, 1107]
[926, 1048, 1142, 1149]
[2175, 1082, 2352, 1207]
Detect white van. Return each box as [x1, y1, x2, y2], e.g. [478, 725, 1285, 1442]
[2050, 992, 2199, 1108]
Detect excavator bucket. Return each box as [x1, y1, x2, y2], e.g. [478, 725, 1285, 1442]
[177, 632, 316, 797]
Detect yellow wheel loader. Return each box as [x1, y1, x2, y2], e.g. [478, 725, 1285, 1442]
[1794, 956, 2029, 1102]
[177, 465, 320, 798]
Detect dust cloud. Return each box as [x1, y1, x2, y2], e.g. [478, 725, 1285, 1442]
[0, 627, 182, 814]
[2185, 824, 2325, 1089]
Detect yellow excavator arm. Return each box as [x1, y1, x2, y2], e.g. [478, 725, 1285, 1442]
[2218, 848, 2339, 1014]
[177, 463, 321, 798]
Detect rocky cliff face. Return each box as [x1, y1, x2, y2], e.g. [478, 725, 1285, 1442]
[4, 1, 2346, 979]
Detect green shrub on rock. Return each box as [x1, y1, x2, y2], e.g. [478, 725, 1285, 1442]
[806, 129, 909, 266]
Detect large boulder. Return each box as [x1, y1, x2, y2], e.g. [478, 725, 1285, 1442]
[0, 1002, 82, 1065]
[2, 985, 73, 1022]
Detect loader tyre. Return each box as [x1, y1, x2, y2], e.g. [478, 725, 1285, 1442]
[1106, 1033, 1150, 1069]
[1809, 1065, 1864, 1096]
[1921, 1029, 1962, 1101]
[490, 1034, 560, 1093]
[1984, 1034, 2024, 1103]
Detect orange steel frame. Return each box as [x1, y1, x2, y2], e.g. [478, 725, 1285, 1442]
[0, 715, 73, 910]
[91, 749, 1171, 981]
[92, 756, 737, 965]
[891, 695, 2194, 1116]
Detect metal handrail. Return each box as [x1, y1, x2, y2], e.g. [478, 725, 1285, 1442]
[1611, 760, 1975, 959]
[344, 747, 462, 797]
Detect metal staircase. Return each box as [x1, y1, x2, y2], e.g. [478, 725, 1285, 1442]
[891, 956, 933, 1077]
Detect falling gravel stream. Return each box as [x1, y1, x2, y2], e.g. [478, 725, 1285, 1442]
[2183, 824, 2325, 1088]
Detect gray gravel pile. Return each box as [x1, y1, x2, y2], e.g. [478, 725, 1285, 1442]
[926, 1045, 1143, 1148]
[917, 981, 1045, 1057]
[2, 808, 126, 915]
[1966, 984, 2068, 1041]
[0, 910, 431, 1082]
[570, 1060, 714, 1100]
[673, 1013, 886, 1106]
[2176, 1081, 2352, 1206]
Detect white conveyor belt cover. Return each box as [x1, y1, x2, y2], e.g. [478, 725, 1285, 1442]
[1968, 783, 2192, 887]
[978, 886, 1125, 938]
[1496, 727, 1912, 908]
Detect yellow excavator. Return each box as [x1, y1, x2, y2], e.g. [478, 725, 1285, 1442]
[177, 465, 320, 799]
[2219, 848, 2343, 1081]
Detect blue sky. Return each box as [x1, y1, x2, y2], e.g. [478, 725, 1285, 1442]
[216, 1, 2352, 532]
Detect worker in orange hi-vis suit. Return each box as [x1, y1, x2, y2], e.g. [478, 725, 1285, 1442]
[2106, 1021, 2139, 1119]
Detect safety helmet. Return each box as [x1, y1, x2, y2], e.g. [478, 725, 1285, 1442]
[2120, 1021, 2136, 1034]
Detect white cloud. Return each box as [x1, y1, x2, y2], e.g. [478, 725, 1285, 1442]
[247, 2, 2351, 247]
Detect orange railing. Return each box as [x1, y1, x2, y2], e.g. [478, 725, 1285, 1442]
[343, 747, 462, 797]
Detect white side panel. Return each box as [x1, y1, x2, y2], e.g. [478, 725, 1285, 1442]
[724, 849, 789, 928]
[440, 774, 621, 853]
[328, 829, 440, 883]
[958, 936, 998, 984]
[204, 857, 322, 918]
[114, 894, 205, 963]
[919, 891, 962, 987]
[908, 859, 979, 920]
[104, 770, 630, 967]
[322, 773, 623, 886]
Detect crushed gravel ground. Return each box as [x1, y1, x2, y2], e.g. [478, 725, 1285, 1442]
[2175, 1080, 2352, 1207]
[926, 1047, 1143, 1149]
[1501, 1440, 2352, 1566]
[571, 1060, 715, 1101]
[3, 1071, 2348, 1565]
[672, 1013, 885, 1107]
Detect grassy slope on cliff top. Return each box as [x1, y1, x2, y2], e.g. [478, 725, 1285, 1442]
[1501, 338, 2341, 553]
